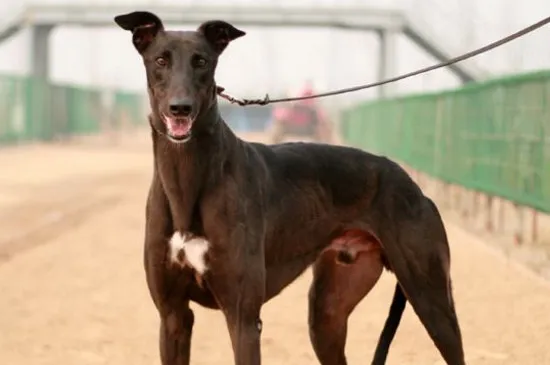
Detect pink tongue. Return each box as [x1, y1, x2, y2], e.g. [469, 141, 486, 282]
[168, 120, 191, 137]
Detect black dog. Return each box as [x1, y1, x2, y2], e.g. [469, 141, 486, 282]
[114, 11, 465, 365]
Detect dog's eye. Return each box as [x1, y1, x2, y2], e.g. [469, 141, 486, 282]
[192, 55, 208, 68]
[155, 57, 168, 67]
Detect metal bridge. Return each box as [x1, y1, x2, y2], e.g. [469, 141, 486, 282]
[0, 4, 487, 97]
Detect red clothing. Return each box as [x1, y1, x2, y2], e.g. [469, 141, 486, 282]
[272, 85, 321, 126]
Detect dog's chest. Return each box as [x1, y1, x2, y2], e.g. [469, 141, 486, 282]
[168, 232, 210, 274]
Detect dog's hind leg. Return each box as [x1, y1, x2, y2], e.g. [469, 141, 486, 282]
[308, 234, 383, 365]
[379, 198, 465, 365]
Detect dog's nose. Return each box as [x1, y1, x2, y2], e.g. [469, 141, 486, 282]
[169, 98, 193, 117]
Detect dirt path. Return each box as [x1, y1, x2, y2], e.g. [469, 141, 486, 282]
[0, 131, 549, 365]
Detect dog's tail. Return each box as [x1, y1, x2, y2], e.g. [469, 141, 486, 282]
[371, 283, 407, 365]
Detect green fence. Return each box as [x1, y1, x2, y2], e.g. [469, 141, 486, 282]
[341, 69, 550, 214]
[0, 74, 145, 145]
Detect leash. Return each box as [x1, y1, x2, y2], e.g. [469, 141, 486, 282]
[216, 15, 550, 106]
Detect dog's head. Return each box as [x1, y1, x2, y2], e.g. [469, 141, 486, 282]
[114, 11, 245, 143]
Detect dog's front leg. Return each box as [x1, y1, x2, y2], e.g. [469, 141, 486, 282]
[145, 174, 195, 365]
[206, 230, 265, 365]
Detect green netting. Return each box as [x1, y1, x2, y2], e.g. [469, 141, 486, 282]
[114, 91, 146, 127]
[0, 74, 145, 145]
[341, 69, 550, 213]
[0, 75, 29, 143]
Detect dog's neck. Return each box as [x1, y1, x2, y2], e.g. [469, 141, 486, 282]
[151, 101, 241, 233]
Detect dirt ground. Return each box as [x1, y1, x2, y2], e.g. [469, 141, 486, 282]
[1, 129, 549, 365]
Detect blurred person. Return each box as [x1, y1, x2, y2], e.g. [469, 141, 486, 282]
[269, 80, 332, 143]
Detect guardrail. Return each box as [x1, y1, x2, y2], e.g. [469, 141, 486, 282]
[0, 74, 146, 144]
[341, 69, 550, 215]
[0, 74, 275, 145]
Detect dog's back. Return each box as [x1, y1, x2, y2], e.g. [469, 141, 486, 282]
[246, 140, 423, 256]
[253, 140, 419, 212]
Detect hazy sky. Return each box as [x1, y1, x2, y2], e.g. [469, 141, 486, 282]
[1, 0, 549, 103]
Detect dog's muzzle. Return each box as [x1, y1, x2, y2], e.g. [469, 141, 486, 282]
[163, 114, 193, 143]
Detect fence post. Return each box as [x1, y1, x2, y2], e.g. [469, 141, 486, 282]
[531, 208, 538, 243]
[514, 203, 524, 245]
[486, 195, 494, 231]
[497, 198, 504, 233]
[472, 190, 479, 221]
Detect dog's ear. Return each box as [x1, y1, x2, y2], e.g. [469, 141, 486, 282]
[197, 20, 246, 54]
[114, 11, 164, 53]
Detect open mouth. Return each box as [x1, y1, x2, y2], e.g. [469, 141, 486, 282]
[163, 115, 193, 143]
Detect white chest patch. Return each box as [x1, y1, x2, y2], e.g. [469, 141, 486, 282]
[169, 232, 210, 274]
